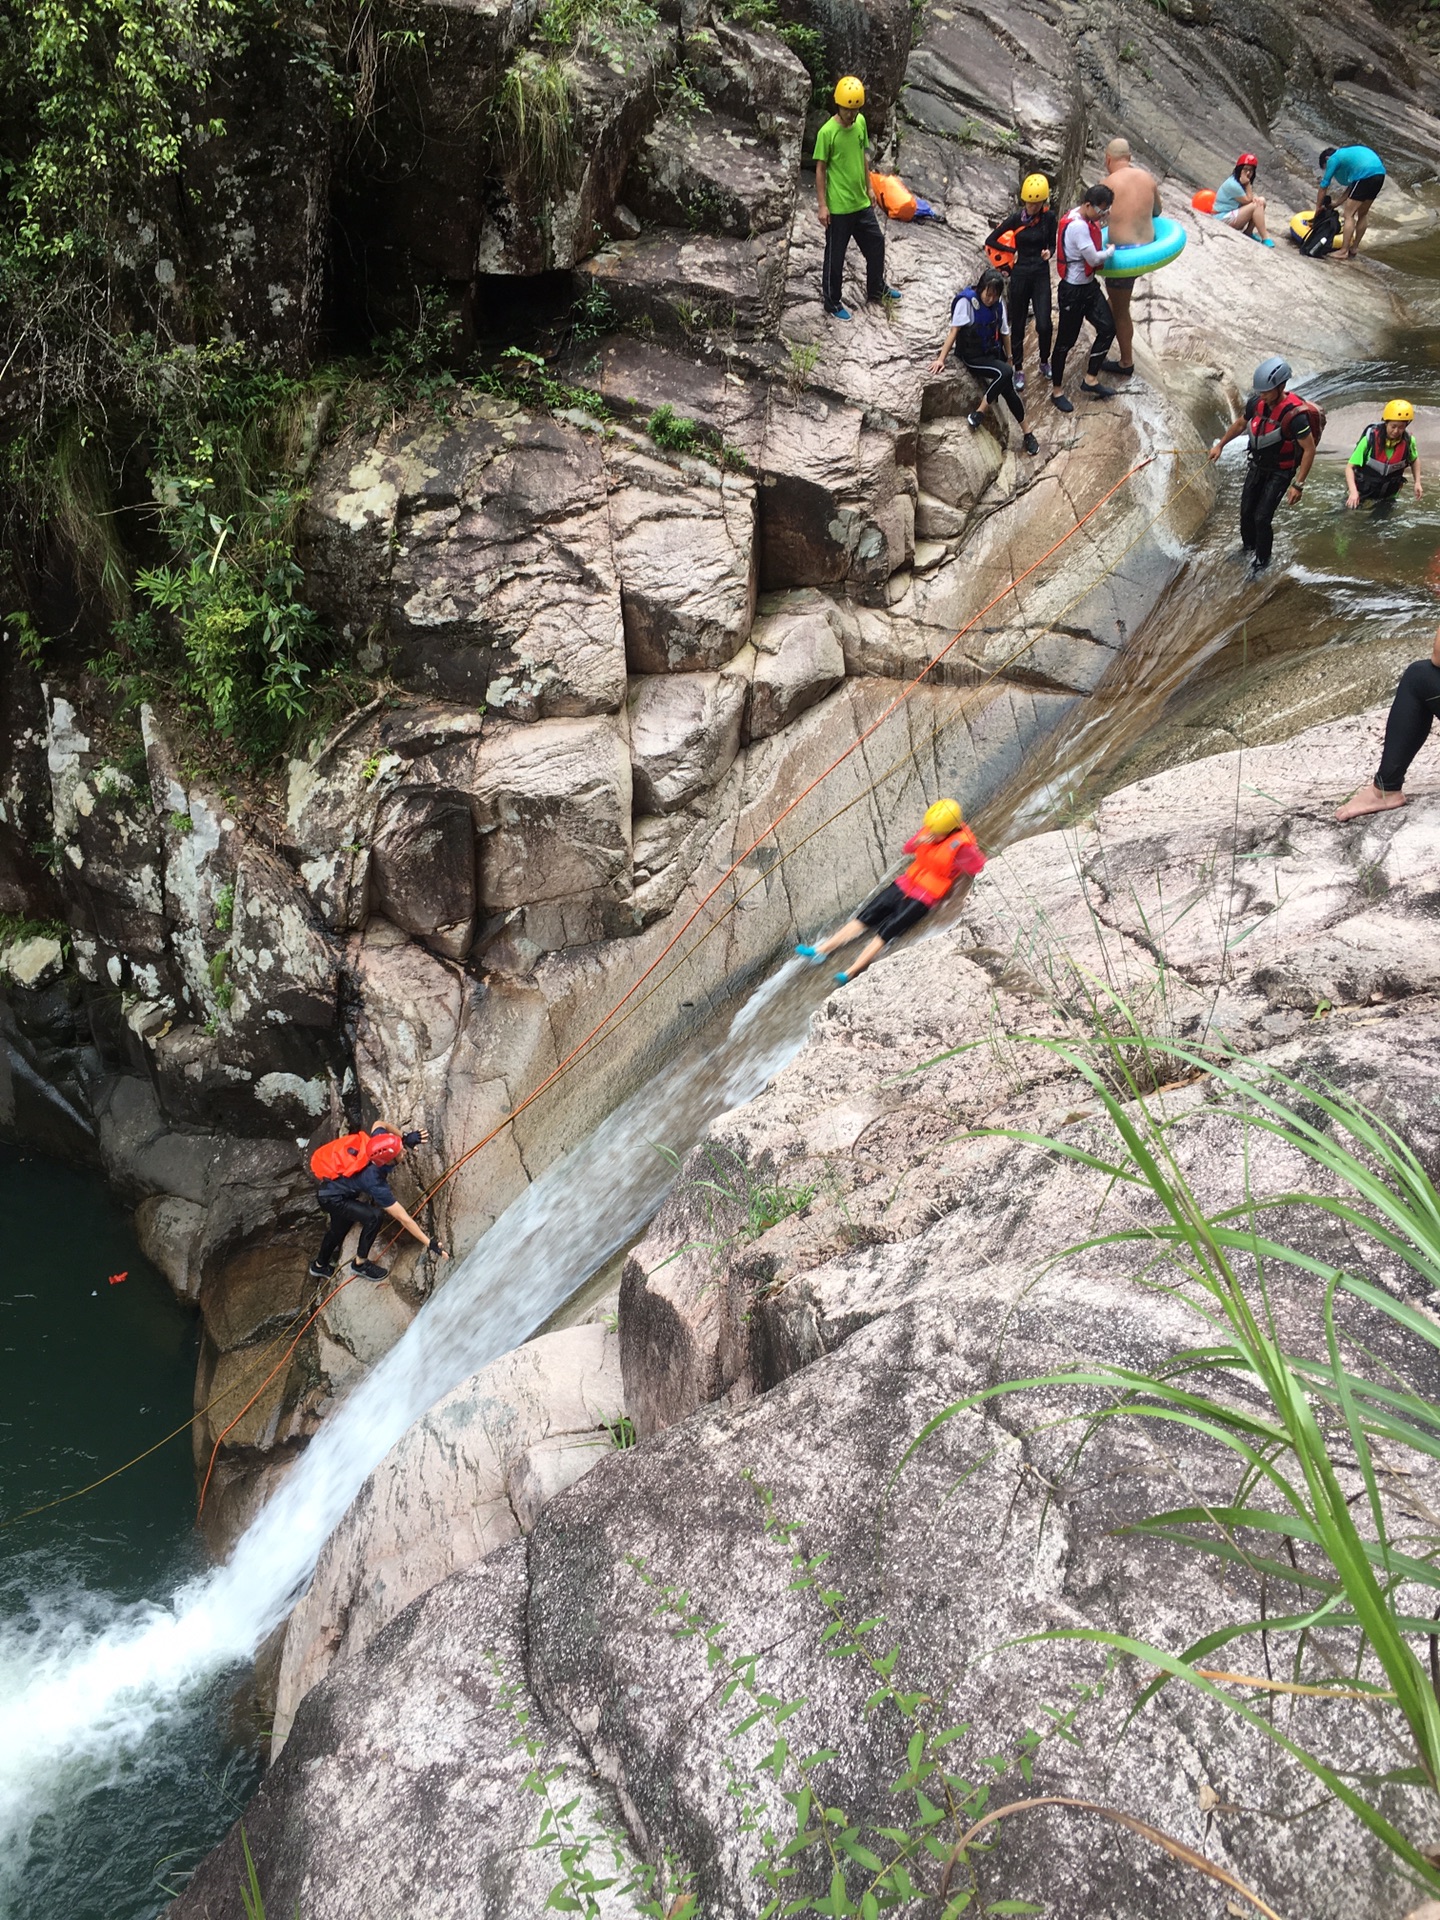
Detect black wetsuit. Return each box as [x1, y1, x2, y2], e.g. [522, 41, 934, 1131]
[1375, 660, 1440, 792]
[1240, 391, 1311, 567]
[316, 1162, 396, 1266]
[985, 207, 1057, 364]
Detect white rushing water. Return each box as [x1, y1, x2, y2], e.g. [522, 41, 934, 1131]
[0, 957, 818, 1904]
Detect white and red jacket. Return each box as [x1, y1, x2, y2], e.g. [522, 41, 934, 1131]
[1057, 207, 1113, 285]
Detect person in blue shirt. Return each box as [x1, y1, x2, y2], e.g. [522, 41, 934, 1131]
[1317, 144, 1385, 258]
[1213, 155, 1271, 243]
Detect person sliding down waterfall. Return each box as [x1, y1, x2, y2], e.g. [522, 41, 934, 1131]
[796, 799, 986, 984]
[309, 1124, 448, 1282]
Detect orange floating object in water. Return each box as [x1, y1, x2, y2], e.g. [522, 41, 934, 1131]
[1192, 188, 1217, 214]
[108, 1270, 128, 1285]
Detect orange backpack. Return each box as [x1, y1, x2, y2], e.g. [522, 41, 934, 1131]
[869, 171, 919, 221]
[310, 1130, 375, 1182]
[985, 227, 1018, 270]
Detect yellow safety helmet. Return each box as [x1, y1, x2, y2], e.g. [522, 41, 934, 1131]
[1383, 398, 1416, 424]
[923, 798, 963, 835]
[834, 75, 865, 108]
[1020, 172, 1051, 206]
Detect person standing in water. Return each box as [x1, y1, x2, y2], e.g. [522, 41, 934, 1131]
[1101, 136, 1162, 379]
[983, 172, 1057, 389]
[1345, 399, 1422, 509]
[929, 269, 1040, 455]
[815, 77, 901, 321]
[1337, 626, 1440, 820]
[796, 799, 986, 984]
[1207, 355, 1317, 572]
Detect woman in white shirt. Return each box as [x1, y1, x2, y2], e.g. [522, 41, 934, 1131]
[929, 267, 1039, 455]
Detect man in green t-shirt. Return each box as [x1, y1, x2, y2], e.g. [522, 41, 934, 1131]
[814, 76, 899, 320]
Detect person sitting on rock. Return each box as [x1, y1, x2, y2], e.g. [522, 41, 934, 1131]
[1213, 154, 1272, 245]
[1050, 184, 1118, 413]
[982, 172, 1057, 390]
[1318, 142, 1386, 259]
[929, 268, 1040, 455]
[815, 76, 901, 321]
[796, 798, 986, 984]
[1337, 625, 1440, 820]
[1207, 354, 1317, 573]
[309, 1123, 448, 1282]
[1346, 399, 1422, 510]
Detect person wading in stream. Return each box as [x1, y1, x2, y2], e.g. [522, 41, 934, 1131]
[309, 1124, 449, 1282]
[815, 76, 901, 321]
[1346, 399, 1422, 510]
[1100, 136, 1162, 379]
[795, 798, 986, 984]
[1050, 183, 1117, 412]
[1208, 354, 1319, 573]
[1337, 624, 1440, 819]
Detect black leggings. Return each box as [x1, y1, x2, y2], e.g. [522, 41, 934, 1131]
[1240, 467, 1291, 566]
[822, 207, 886, 311]
[961, 354, 1024, 423]
[317, 1198, 385, 1266]
[1376, 659, 1440, 792]
[1007, 261, 1053, 363]
[1050, 280, 1114, 388]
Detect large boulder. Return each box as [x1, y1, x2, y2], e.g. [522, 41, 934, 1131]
[746, 589, 846, 739]
[273, 1321, 624, 1751]
[626, 669, 748, 812]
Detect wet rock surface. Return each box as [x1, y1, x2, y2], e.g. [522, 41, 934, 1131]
[173, 707, 1440, 1919]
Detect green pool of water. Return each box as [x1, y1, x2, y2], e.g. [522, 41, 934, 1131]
[0, 1145, 259, 1919]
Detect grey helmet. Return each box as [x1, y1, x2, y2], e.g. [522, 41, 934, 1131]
[1253, 355, 1292, 393]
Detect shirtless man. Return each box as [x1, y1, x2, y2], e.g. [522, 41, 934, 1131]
[1102, 137, 1161, 379]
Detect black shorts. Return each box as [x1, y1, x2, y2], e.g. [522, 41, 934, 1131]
[857, 881, 931, 943]
[1345, 173, 1385, 203]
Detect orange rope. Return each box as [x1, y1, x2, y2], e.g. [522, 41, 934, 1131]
[197, 452, 1163, 1512]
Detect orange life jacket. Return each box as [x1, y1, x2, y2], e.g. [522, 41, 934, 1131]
[898, 826, 985, 905]
[869, 172, 919, 221]
[985, 227, 1019, 270]
[310, 1130, 377, 1182]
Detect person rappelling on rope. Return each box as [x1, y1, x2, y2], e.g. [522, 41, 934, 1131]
[308, 1124, 448, 1282]
[795, 799, 986, 984]
[1346, 400, 1422, 511]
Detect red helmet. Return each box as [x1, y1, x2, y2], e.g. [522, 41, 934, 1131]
[367, 1129, 405, 1167]
[1237, 152, 1259, 169]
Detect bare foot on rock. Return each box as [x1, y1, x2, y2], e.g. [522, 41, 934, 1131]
[1335, 784, 1406, 821]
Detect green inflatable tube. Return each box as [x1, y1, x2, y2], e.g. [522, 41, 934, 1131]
[1098, 215, 1187, 280]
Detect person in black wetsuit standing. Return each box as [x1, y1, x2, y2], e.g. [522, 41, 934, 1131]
[983, 172, 1057, 392]
[1207, 354, 1318, 573]
[929, 269, 1040, 455]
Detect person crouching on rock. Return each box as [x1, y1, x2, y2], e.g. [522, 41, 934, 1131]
[930, 268, 1040, 456]
[1346, 399, 1422, 511]
[1336, 625, 1440, 820]
[309, 1124, 448, 1282]
[796, 798, 987, 984]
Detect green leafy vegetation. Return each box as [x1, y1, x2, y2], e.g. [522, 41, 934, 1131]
[603, 1411, 638, 1449]
[901, 1027, 1440, 1894]
[213, 882, 236, 933]
[723, 0, 827, 101]
[0, 911, 66, 947]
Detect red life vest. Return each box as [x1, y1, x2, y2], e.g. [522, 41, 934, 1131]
[1247, 392, 1324, 471]
[898, 826, 986, 905]
[310, 1130, 378, 1181]
[1057, 207, 1103, 280]
[1362, 423, 1412, 473]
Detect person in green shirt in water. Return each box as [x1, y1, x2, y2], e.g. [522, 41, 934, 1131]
[814, 75, 901, 320]
[1345, 398, 1423, 510]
